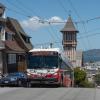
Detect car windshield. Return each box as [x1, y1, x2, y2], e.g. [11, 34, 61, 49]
[8, 73, 23, 77]
[28, 55, 58, 69]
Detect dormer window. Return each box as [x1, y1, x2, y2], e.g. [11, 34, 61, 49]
[5, 32, 13, 40]
[25, 37, 30, 43]
[21, 33, 30, 43]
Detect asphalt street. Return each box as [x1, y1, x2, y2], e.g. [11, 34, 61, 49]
[0, 87, 100, 100]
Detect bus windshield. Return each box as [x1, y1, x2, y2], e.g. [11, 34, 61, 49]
[28, 55, 58, 69]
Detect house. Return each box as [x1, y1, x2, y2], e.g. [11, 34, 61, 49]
[84, 62, 100, 82]
[0, 3, 33, 74]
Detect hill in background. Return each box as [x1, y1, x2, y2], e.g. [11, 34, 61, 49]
[83, 49, 100, 63]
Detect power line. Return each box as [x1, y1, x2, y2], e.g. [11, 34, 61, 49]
[6, 7, 32, 18]
[3, 0, 100, 24]
[33, 16, 100, 24]
[4, 0, 100, 49]
[5, 4, 100, 25]
[48, 24, 61, 47]
[57, 0, 90, 50]
[4, 0, 61, 48]
[4, 0, 32, 18]
[6, 0, 31, 15]
[5, 0, 45, 22]
[33, 32, 100, 46]
[66, 0, 84, 23]
[8, 0, 61, 44]
[87, 16, 100, 23]
[78, 33, 100, 39]
[78, 27, 100, 36]
[57, 0, 69, 14]
[15, 0, 43, 19]
[67, 0, 90, 50]
[49, 23, 61, 40]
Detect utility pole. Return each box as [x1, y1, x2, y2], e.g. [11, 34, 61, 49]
[50, 43, 53, 48]
[72, 69, 74, 87]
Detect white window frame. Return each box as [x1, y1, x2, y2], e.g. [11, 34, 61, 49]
[8, 54, 16, 64]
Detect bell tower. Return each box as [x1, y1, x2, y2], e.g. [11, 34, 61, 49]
[60, 16, 79, 66]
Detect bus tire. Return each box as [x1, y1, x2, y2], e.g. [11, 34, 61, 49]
[28, 82, 32, 87]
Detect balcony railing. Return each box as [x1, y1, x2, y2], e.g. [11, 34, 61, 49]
[63, 40, 77, 45]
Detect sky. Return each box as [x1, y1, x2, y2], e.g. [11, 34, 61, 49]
[1, 0, 100, 51]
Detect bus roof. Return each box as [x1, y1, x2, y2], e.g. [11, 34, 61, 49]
[29, 48, 61, 53]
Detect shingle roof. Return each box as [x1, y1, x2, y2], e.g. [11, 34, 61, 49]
[5, 27, 15, 35]
[60, 16, 78, 32]
[7, 17, 30, 37]
[6, 17, 33, 50]
[5, 40, 25, 52]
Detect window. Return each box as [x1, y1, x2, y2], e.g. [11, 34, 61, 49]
[21, 34, 30, 43]
[25, 38, 30, 43]
[8, 54, 16, 64]
[65, 32, 76, 41]
[0, 25, 5, 40]
[0, 25, 2, 32]
[65, 33, 72, 41]
[5, 32, 13, 40]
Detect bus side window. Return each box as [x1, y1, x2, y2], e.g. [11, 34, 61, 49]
[59, 58, 62, 68]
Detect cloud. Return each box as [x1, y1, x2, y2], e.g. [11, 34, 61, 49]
[48, 16, 64, 23]
[20, 16, 64, 31]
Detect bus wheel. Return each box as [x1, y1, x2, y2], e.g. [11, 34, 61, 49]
[58, 79, 63, 87]
[28, 82, 32, 87]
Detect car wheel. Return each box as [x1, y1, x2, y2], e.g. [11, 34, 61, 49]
[18, 80, 22, 87]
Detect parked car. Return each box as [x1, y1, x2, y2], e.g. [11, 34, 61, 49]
[97, 85, 100, 88]
[0, 72, 28, 87]
[0, 72, 3, 79]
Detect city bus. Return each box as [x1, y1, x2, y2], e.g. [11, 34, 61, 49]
[27, 48, 73, 87]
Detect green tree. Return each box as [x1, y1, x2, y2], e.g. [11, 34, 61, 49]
[74, 67, 86, 87]
[94, 74, 100, 85]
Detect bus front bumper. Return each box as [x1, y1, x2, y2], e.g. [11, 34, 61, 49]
[28, 77, 59, 84]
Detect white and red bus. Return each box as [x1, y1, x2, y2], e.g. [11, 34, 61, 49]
[27, 48, 73, 87]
